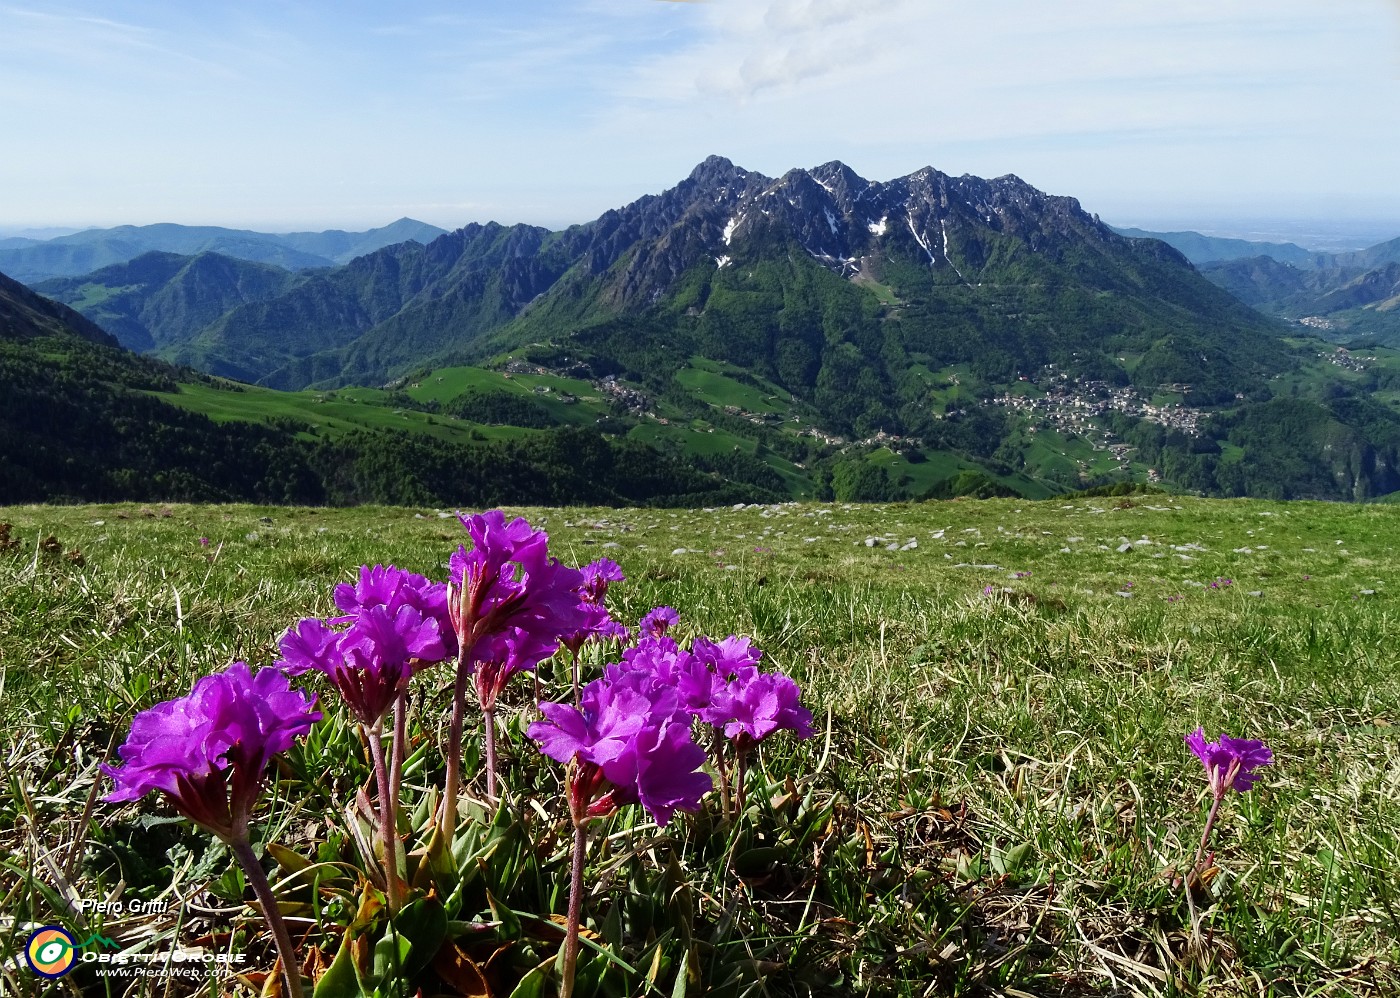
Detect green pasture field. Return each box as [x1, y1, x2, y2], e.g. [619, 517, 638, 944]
[147, 381, 535, 445]
[673, 359, 795, 417]
[1, 497, 1397, 995]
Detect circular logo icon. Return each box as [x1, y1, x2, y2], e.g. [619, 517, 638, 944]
[25, 926, 77, 978]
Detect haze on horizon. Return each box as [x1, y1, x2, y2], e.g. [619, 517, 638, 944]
[2, 1, 1398, 250]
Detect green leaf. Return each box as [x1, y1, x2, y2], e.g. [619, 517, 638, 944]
[670, 947, 690, 998]
[312, 934, 361, 998]
[267, 841, 312, 874]
[392, 896, 449, 980]
[372, 928, 410, 982]
[506, 957, 553, 998]
[1003, 841, 1034, 873]
[487, 890, 522, 939]
[734, 846, 788, 876]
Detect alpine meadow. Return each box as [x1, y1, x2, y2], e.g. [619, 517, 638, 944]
[0, 497, 1397, 996]
[6, 2, 1400, 996]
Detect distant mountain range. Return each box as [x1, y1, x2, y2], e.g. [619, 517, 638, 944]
[1196, 238, 1400, 346]
[0, 218, 447, 283]
[14, 157, 1400, 503]
[1112, 226, 1400, 346]
[1109, 227, 1318, 267]
[40, 157, 1290, 399]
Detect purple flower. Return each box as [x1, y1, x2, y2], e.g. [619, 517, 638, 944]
[279, 603, 446, 725]
[471, 625, 554, 711]
[448, 512, 591, 658]
[608, 637, 714, 716]
[103, 662, 320, 839]
[639, 606, 679, 638]
[533, 673, 654, 770]
[198, 537, 210, 548]
[559, 558, 628, 656]
[599, 718, 713, 827]
[704, 672, 814, 748]
[334, 564, 455, 658]
[691, 634, 762, 682]
[1186, 728, 1273, 799]
[983, 585, 995, 595]
[530, 672, 710, 827]
[580, 558, 625, 604]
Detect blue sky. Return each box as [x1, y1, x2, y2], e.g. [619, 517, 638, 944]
[2, 0, 1399, 244]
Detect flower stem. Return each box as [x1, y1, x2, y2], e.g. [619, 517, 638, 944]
[230, 836, 304, 998]
[1194, 794, 1223, 875]
[1186, 792, 1225, 952]
[441, 646, 471, 837]
[561, 818, 588, 998]
[390, 693, 407, 799]
[368, 722, 404, 913]
[483, 706, 498, 801]
[712, 730, 732, 820]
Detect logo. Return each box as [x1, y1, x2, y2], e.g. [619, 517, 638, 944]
[25, 927, 77, 978]
[24, 927, 120, 978]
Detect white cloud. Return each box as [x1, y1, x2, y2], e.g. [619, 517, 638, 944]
[0, 0, 1396, 230]
[600, 0, 1400, 218]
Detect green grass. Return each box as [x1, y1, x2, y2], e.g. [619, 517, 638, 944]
[2, 498, 1398, 995]
[674, 358, 795, 416]
[148, 380, 535, 444]
[403, 365, 600, 408]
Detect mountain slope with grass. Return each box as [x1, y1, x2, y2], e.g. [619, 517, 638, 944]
[0, 272, 778, 506]
[34, 251, 303, 353]
[21, 159, 1400, 501]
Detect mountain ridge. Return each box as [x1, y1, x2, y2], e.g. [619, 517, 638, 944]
[0, 218, 448, 284]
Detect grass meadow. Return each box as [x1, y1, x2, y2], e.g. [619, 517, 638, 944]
[0, 497, 1397, 996]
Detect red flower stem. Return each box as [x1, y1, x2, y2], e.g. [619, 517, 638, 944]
[441, 642, 472, 837]
[390, 693, 407, 807]
[483, 706, 499, 801]
[712, 730, 732, 820]
[229, 836, 305, 998]
[561, 816, 588, 998]
[367, 721, 404, 913]
[1194, 793, 1223, 875]
[1186, 791, 1225, 950]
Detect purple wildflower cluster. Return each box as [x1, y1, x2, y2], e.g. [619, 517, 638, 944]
[530, 616, 814, 827]
[1183, 727, 1274, 944]
[103, 661, 320, 838]
[278, 564, 451, 725]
